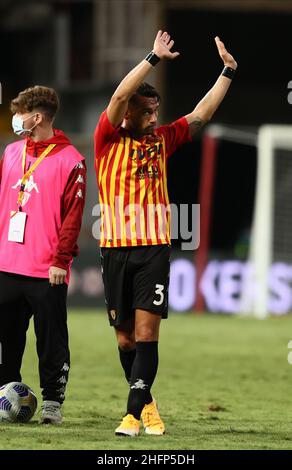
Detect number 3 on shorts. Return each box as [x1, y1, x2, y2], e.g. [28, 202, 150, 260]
[153, 284, 165, 306]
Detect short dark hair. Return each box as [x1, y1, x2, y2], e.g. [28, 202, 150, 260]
[129, 82, 160, 105]
[10, 85, 60, 121]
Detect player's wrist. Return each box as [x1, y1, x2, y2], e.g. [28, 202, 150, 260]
[221, 65, 237, 80]
[145, 50, 161, 66]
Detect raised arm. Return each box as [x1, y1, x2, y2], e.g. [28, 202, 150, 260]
[185, 36, 238, 136]
[107, 31, 179, 127]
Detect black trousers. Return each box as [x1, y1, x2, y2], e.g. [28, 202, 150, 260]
[0, 272, 70, 404]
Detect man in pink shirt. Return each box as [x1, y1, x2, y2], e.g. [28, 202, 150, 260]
[0, 85, 86, 424]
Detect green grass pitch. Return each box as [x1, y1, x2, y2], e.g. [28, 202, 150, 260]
[1, 310, 292, 450]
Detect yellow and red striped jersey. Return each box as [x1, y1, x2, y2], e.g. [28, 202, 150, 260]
[94, 110, 191, 247]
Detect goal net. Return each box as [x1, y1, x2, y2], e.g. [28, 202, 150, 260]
[242, 125, 292, 318]
[195, 124, 292, 318]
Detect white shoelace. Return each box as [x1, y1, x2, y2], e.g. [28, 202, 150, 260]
[41, 403, 60, 414]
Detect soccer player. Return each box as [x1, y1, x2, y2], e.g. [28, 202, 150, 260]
[94, 31, 237, 436]
[0, 86, 86, 424]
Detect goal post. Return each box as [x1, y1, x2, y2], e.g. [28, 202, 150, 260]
[243, 125, 292, 318]
[195, 124, 292, 317]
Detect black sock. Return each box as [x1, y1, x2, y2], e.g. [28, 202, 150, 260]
[127, 341, 158, 420]
[118, 347, 136, 384]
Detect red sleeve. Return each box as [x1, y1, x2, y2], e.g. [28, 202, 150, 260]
[157, 116, 191, 158]
[51, 162, 87, 270]
[94, 109, 121, 158]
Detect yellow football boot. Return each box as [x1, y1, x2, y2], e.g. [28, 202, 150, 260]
[141, 399, 165, 435]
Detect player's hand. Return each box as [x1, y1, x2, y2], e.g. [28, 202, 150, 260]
[215, 36, 237, 70]
[49, 266, 67, 286]
[153, 30, 180, 60]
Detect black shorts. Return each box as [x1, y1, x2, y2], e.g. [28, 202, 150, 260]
[100, 245, 170, 326]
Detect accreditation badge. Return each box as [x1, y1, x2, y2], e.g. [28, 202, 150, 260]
[8, 211, 27, 243]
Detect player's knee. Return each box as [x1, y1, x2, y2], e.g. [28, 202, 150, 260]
[117, 335, 135, 351]
[136, 327, 158, 342]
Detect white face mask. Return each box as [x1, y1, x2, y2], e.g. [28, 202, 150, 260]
[12, 113, 37, 136]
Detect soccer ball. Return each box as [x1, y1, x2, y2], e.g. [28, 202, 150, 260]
[0, 382, 38, 423]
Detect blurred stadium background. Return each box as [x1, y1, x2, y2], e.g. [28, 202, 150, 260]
[2, 0, 292, 452]
[0, 0, 292, 316]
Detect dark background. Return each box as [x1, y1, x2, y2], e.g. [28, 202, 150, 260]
[0, 1, 290, 255]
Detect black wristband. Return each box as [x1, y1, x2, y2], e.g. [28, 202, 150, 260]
[145, 51, 160, 67]
[221, 65, 236, 80]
